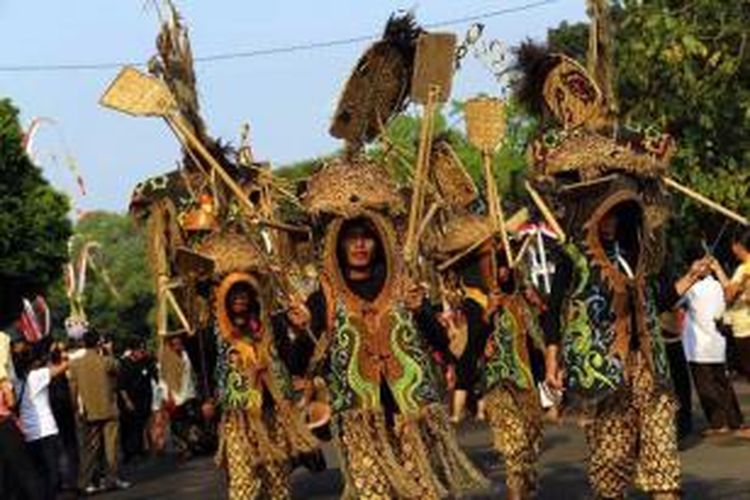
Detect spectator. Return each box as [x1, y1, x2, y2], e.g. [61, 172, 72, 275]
[660, 308, 693, 440]
[0, 341, 42, 500]
[14, 340, 69, 500]
[69, 330, 130, 493]
[48, 341, 79, 495]
[159, 333, 213, 460]
[148, 375, 169, 455]
[118, 338, 156, 463]
[717, 230, 750, 380]
[679, 256, 750, 438]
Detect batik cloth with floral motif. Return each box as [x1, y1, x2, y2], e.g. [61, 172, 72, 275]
[583, 352, 681, 498]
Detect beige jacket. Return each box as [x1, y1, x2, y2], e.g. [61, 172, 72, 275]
[69, 349, 119, 421]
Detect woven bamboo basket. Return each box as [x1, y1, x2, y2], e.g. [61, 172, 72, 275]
[464, 97, 506, 152]
[100, 66, 176, 117]
[431, 140, 478, 209]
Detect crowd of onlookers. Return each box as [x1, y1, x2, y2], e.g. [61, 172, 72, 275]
[665, 230, 750, 443]
[0, 327, 217, 500]
[1, 229, 748, 498]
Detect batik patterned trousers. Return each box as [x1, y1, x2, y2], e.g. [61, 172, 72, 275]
[484, 386, 543, 495]
[583, 355, 681, 499]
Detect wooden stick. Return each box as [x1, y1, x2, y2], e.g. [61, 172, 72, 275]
[558, 174, 618, 193]
[165, 288, 193, 335]
[512, 233, 534, 268]
[415, 202, 441, 249]
[482, 151, 512, 277]
[168, 115, 259, 218]
[437, 232, 492, 272]
[404, 85, 440, 269]
[257, 218, 309, 235]
[525, 181, 567, 242]
[662, 176, 749, 226]
[168, 114, 309, 237]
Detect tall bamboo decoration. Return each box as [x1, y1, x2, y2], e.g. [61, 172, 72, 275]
[403, 33, 457, 274]
[99, 66, 302, 334]
[464, 96, 513, 281]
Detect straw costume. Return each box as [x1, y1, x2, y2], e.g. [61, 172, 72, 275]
[283, 14, 489, 499]
[115, 4, 318, 498]
[435, 207, 545, 499]
[515, 8, 682, 497]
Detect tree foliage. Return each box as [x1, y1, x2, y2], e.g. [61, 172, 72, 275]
[0, 98, 72, 326]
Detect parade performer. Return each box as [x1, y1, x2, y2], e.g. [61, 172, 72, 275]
[202, 235, 318, 500]
[285, 155, 488, 499]
[97, 4, 320, 498]
[515, 38, 683, 498]
[436, 214, 545, 499]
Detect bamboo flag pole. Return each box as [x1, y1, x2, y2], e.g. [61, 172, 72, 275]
[662, 177, 749, 226]
[404, 85, 440, 272]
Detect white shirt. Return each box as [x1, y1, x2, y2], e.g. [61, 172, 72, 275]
[171, 352, 197, 407]
[17, 368, 59, 441]
[681, 276, 727, 363]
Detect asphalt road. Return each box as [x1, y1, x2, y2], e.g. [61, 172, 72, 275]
[104, 381, 750, 499]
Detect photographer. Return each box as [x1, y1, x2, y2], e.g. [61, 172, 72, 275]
[678, 255, 750, 439]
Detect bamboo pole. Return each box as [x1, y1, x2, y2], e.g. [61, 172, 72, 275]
[437, 232, 492, 272]
[525, 181, 567, 242]
[168, 114, 308, 234]
[165, 288, 193, 335]
[415, 202, 441, 249]
[512, 233, 534, 268]
[404, 85, 440, 271]
[662, 177, 749, 226]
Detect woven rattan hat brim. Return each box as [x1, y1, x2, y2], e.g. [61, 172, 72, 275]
[195, 232, 264, 276]
[304, 157, 404, 217]
[530, 129, 673, 180]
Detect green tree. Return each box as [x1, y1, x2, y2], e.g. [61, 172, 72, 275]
[0, 99, 72, 325]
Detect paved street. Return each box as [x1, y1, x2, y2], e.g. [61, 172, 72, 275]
[105, 381, 750, 499]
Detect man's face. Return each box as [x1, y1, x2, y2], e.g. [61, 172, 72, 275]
[230, 291, 250, 315]
[343, 227, 376, 269]
[732, 242, 749, 261]
[168, 337, 184, 353]
[599, 211, 618, 242]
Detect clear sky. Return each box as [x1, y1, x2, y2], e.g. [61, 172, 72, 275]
[0, 0, 587, 213]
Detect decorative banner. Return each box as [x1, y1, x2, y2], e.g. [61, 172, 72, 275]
[22, 116, 56, 163]
[24, 117, 89, 200]
[64, 237, 121, 334]
[16, 296, 50, 343]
